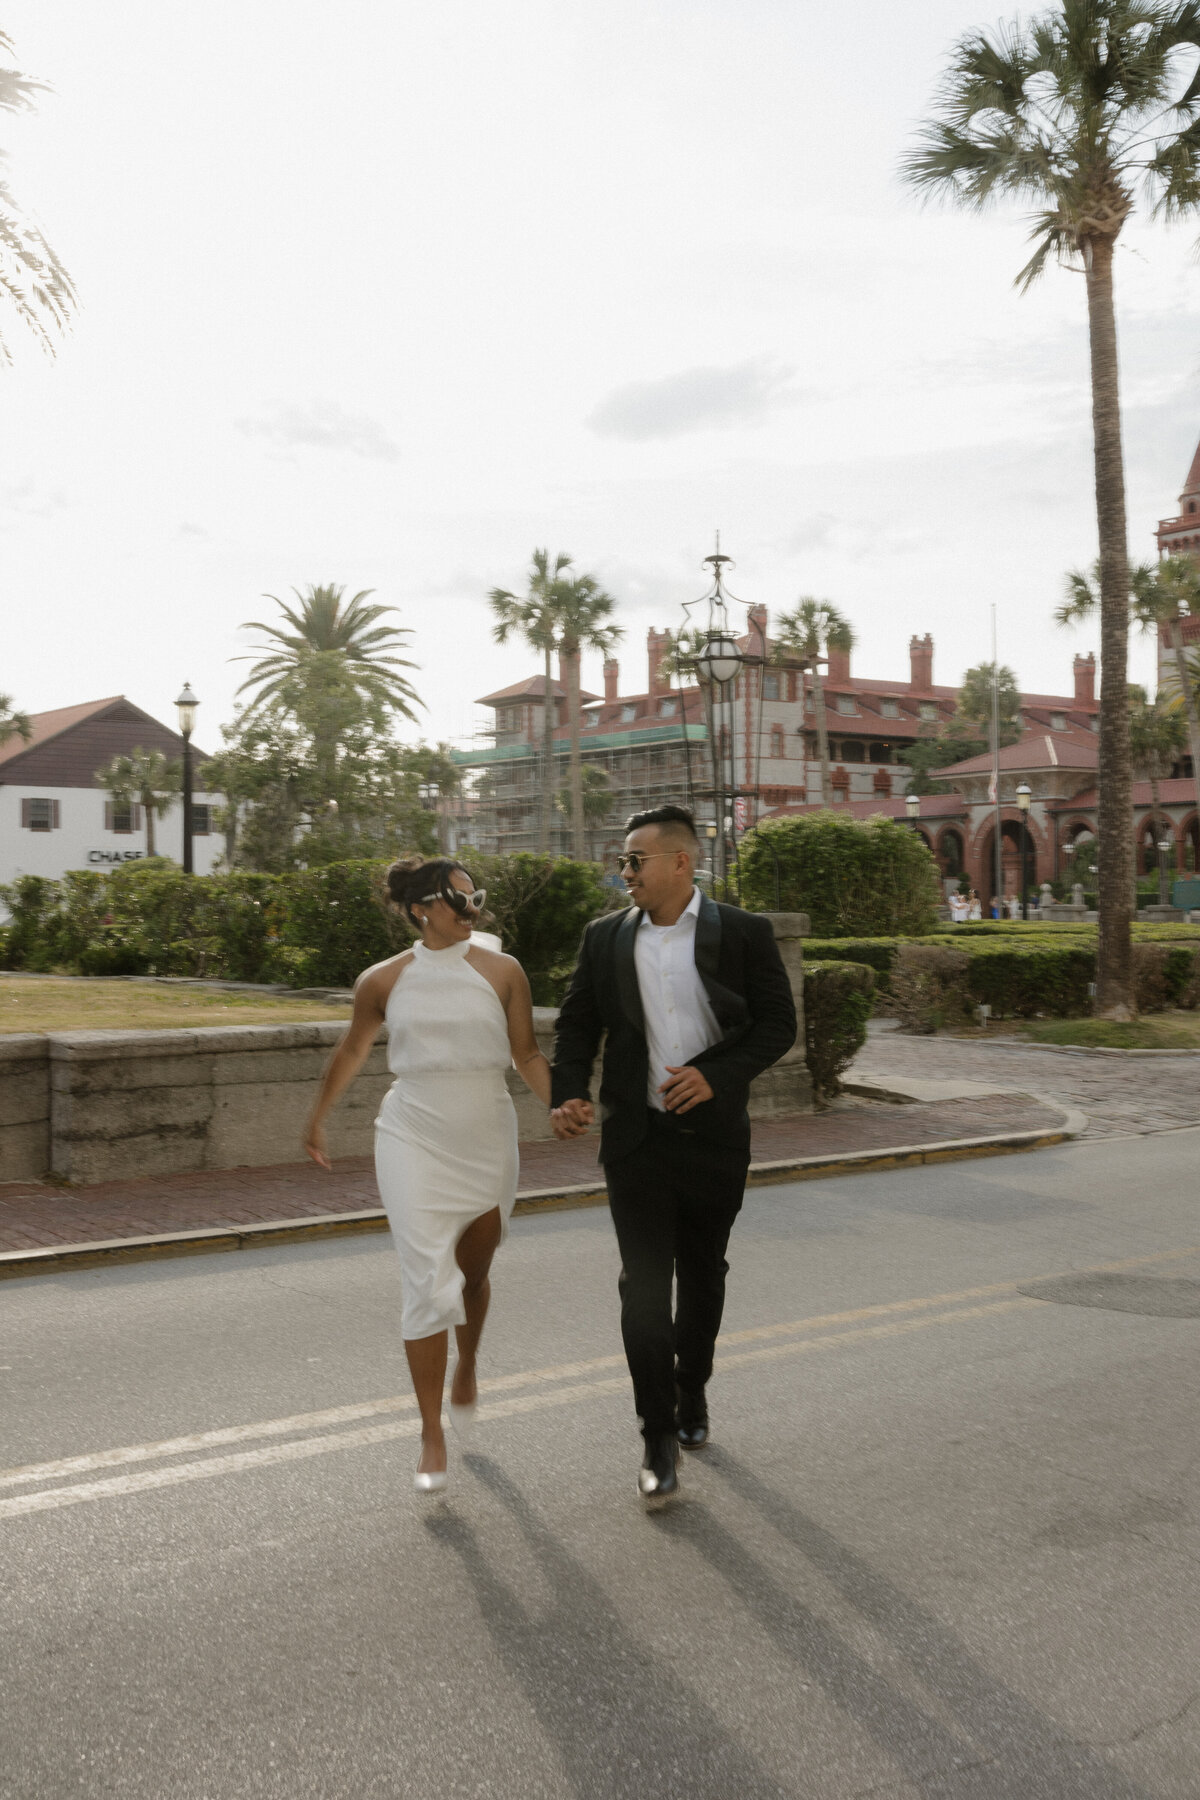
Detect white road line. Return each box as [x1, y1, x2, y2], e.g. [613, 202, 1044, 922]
[0, 1296, 1039, 1521]
[4, 1241, 1197, 1495]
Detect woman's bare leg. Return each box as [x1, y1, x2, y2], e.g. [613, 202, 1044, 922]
[451, 1206, 503, 1408]
[404, 1330, 448, 1474]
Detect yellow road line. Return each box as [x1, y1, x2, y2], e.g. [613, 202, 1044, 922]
[3, 1241, 1197, 1503]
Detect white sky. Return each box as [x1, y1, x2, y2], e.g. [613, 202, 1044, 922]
[4, 0, 1200, 757]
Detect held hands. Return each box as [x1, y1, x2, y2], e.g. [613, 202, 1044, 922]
[303, 1120, 332, 1170]
[550, 1098, 594, 1140]
[659, 1065, 714, 1115]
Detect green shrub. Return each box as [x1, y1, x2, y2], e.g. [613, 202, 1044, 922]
[891, 943, 971, 1034]
[1132, 943, 1198, 1013]
[470, 853, 610, 1005]
[802, 938, 901, 990]
[740, 812, 940, 938]
[957, 943, 1096, 1018]
[803, 960, 875, 1101]
[269, 861, 406, 988]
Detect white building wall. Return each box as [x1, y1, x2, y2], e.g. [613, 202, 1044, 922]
[0, 785, 222, 890]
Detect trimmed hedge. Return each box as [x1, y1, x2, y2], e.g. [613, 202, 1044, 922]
[805, 930, 1200, 1019]
[803, 961, 875, 1100]
[0, 853, 610, 1003]
[891, 944, 971, 1034]
[741, 812, 940, 937]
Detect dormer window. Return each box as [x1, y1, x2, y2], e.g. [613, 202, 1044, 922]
[880, 699, 899, 718]
[919, 702, 938, 722]
[658, 699, 676, 718]
[622, 704, 638, 721]
[1050, 713, 1066, 731]
[1189, 502, 1196, 514]
[836, 694, 856, 715]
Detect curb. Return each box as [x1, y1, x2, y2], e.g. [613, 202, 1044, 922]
[0, 1111, 1084, 1283]
[954, 1038, 1200, 1058]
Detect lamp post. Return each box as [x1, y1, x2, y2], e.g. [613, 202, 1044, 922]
[905, 789, 921, 826]
[418, 778, 440, 853]
[1157, 834, 1172, 907]
[1016, 783, 1032, 919]
[176, 684, 199, 874]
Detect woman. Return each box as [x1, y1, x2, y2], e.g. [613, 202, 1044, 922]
[967, 888, 982, 922]
[303, 857, 551, 1493]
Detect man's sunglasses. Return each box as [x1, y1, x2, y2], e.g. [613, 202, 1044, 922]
[613, 852, 676, 875]
[419, 887, 487, 915]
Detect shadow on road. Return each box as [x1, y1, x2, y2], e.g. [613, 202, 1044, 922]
[425, 1453, 793, 1800]
[684, 1447, 1153, 1799]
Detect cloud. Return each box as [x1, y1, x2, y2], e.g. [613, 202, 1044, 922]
[177, 520, 209, 538]
[236, 399, 401, 462]
[587, 357, 805, 441]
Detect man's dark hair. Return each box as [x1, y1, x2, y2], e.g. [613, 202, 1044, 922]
[624, 803, 700, 855]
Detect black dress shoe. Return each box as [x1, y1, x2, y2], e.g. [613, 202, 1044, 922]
[637, 1433, 680, 1506]
[675, 1390, 709, 1450]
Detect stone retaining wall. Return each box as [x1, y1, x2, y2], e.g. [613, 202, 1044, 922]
[0, 913, 811, 1185]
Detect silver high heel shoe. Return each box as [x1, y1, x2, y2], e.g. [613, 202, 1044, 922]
[414, 1466, 448, 1495]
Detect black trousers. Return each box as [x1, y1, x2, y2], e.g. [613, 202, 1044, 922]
[603, 1110, 751, 1440]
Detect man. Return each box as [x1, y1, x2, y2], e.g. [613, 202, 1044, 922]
[551, 804, 796, 1506]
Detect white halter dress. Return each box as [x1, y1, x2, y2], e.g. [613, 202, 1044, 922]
[374, 938, 519, 1339]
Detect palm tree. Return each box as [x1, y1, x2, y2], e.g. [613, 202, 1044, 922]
[95, 749, 181, 858]
[235, 585, 421, 722]
[489, 549, 574, 854]
[556, 763, 614, 852]
[415, 741, 463, 853]
[551, 572, 622, 860]
[1060, 554, 1200, 788]
[773, 598, 855, 807]
[0, 31, 77, 365]
[0, 692, 32, 747]
[1128, 684, 1187, 898]
[904, 2, 1200, 1016]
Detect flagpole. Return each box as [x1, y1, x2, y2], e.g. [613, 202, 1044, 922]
[991, 603, 1002, 913]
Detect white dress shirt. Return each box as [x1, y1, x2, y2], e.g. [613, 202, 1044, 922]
[634, 887, 722, 1110]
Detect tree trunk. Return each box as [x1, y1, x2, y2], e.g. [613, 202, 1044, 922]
[145, 800, 156, 858]
[812, 665, 832, 807]
[540, 642, 554, 854]
[1085, 235, 1135, 1018]
[565, 639, 584, 860]
[1168, 614, 1200, 799]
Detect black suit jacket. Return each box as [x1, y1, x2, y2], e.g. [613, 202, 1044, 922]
[551, 893, 797, 1165]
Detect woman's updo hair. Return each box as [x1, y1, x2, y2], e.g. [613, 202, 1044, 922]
[385, 855, 474, 926]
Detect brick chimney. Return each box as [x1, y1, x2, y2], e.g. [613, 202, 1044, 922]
[1073, 652, 1095, 707]
[647, 627, 672, 698]
[908, 633, 934, 691]
[604, 658, 620, 703]
[826, 643, 851, 685]
[747, 603, 768, 650]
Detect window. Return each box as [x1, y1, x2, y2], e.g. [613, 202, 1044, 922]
[769, 724, 785, 758]
[21, 797, 60, 831]
[582, 710, 598, 728]
[880, 699, 899, 719]
[874, 742, 893, 764]
[805, 692, 815, 713]
[622, 704, 638, 721]
[842, 740, 865, 763]
[1050, 713, 1066, 731]
[836, 694, 856, 715]
[658, 699, 676, 718]
[104, 801, 143, 834]
[762, 673, 780, 701]
[192, 803, 212, 835]
[919, 702, 938, 721]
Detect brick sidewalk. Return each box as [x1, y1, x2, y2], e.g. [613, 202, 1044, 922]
[0, 1091, 1064, 1254]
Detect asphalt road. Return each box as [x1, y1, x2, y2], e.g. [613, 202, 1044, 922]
[3, 1131, 1200, 1800]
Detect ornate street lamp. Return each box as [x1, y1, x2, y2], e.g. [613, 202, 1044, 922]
[1157, 834, 1172, 908]
[1016, 782, 1032, 919]
[675, 540, 776, 895]
[905, 790, 921, 823]
[176, 683, 199, 874]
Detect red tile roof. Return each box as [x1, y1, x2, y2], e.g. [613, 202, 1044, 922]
[477, 675, 600, 705]
[759, 794, 966, 823]
[934, 731, 1099, 779]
